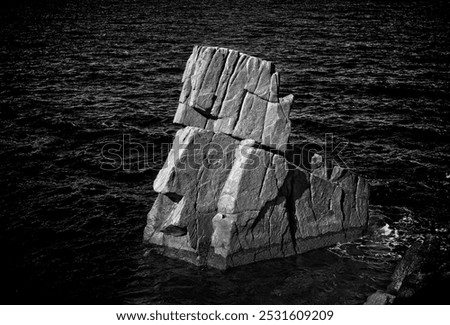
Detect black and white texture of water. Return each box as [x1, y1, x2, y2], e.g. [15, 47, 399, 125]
[0, 0, 449, 304]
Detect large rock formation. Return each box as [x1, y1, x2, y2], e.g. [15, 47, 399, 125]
[144, 46, 370, 269]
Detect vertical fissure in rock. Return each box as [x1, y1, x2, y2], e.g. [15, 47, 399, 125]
[233, 222, 244, 253]
[285, 182, 299, 253]
[352, 175, 359, 226]
[208, 50, 230, 108]
[213, 52, 242, 118]
[250, 199, 275, 236]
[340, 189, 347, 237]
[309, 181, 319, 224]
[280, 218, 291, 257]
[231, 89, 248, 131]
[308, 174, 318, 223]
[257, 157, 272, 200]
[252, 63, 266, 94]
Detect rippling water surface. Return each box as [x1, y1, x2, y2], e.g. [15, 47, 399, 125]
[1, 0, 449, 304]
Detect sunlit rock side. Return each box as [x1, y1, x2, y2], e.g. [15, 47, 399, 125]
[144, 46, 370, 269]
[174, 45, 292, 151]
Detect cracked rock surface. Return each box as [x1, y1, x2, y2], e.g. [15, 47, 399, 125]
[174, 45, 291, 151]
[144, 46, 370, 269]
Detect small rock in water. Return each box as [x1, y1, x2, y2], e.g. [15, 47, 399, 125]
[364, 290, 395, 305]
[378, 223, 393, 236]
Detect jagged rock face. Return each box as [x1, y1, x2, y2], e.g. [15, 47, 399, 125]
[174, 46, 292, 151]
[144, 46, 370, 269]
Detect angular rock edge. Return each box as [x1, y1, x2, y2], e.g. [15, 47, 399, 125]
[144, 46, 370, 270]
[174, 45, 292, 151]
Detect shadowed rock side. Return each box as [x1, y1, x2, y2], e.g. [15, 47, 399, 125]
[144, 46, 370, 269]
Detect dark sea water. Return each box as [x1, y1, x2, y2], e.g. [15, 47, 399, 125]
[1, 0, 449, 304]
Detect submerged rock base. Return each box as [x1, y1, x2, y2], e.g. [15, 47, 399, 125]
[144, 46, 369, 269]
